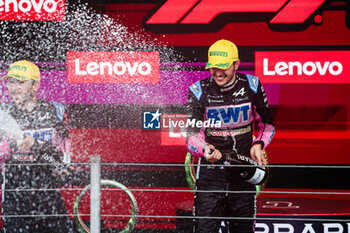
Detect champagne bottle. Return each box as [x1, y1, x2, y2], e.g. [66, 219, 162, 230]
[223, 152, 268, 185]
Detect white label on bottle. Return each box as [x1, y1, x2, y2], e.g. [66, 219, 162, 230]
[246, 168, 265, 185]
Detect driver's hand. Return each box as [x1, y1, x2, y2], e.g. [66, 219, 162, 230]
[204, 144, 222, 163]
[250, 143, 267, 165]
[18, 135, 35, 151]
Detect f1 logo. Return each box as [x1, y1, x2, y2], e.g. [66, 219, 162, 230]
[262, 201, 300, 209]
[146, 0, 326, 25]
[143, 110, 161, 129]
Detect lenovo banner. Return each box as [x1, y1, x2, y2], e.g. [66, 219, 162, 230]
[0, 0, 65, 21]
[255, 51, 350, 84]
[67, 51, 160, 83]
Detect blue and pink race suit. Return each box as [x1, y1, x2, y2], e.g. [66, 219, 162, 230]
[186, 73, 275, 233]
[0, 99, 74, 233]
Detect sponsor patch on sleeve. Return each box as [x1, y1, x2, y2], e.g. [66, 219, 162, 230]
[189, 81, 203, 101]
[246, 74, 259, 93]
[53, 102, 65, 121]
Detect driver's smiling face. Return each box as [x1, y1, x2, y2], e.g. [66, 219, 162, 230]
[210, 60, 240, 86]
[6, 78, 37, 107]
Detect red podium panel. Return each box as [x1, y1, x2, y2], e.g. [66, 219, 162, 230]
[176, 189, 350, 232]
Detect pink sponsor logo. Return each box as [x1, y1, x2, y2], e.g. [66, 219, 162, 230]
[0, 0, 65, 21]
[67, 51, 160, 83]
[255, 51, 350, 83]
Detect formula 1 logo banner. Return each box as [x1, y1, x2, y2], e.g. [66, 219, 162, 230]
[67, 51, 160, 84]
[0, 0, 65, 21]
[255, 51, 350, 84]
[146, 0, 326, 25]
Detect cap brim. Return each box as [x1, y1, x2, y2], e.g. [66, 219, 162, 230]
[1, 75, 9, 81]
[1, 74, 31, 81]
[205, 61, 234, 70]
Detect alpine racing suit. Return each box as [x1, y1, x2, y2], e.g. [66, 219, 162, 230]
[186, 73, 275, 233]
[0, 99, 74, 233]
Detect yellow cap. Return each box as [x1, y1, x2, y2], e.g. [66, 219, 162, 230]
[205, 39, 239, 70]
[2, 60, 40, 82]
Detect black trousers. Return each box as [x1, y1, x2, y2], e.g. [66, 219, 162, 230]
[2, 190, 75, 233]
[194, 164, 256, 233]
[3, 216, 75, 233]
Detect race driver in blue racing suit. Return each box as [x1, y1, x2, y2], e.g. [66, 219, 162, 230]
[0, 60, 74, 232]
[186, 40, 275, 233]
